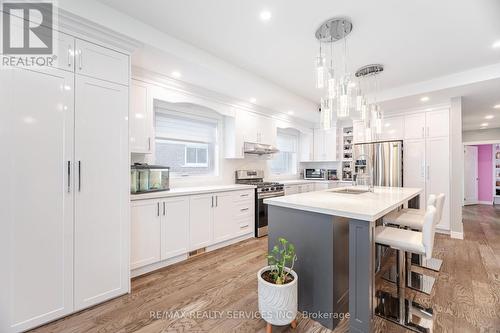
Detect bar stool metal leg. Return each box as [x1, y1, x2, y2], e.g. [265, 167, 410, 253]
[375, 249, 434, 333]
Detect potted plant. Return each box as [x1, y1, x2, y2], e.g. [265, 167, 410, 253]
[258, 237, 298, 333]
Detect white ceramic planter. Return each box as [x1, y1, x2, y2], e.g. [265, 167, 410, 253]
[257, 266, 298, 326]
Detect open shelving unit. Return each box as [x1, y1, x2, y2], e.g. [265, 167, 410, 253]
[494, 144, 500, 205]
[342, 126, 354, 181]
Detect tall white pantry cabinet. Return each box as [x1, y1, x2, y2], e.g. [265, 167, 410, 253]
[0, 27, 131, 333]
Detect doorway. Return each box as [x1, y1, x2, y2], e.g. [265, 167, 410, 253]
[464, 145, 478, 205]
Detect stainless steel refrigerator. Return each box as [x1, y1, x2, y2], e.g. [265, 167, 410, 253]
[353, 140, 403, 187]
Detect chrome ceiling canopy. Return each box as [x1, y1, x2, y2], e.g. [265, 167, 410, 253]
[315, 17, 353, 42]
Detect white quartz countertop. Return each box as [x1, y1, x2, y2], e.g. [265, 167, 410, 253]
[131, 184, 256, 201]
[264, 186, 422, 221]
[276, 179, 351, 185]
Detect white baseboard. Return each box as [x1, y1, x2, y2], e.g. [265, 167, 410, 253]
[477, 201, 493, 205]
[435, 227, 450, 235]
[450, 231, 464, 240]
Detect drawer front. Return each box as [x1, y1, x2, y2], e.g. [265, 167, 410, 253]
[236, 216, 253, 234]
[233, 190, 255, 203]
[235, 201, 254, 219]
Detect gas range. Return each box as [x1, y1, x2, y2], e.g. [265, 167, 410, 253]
[240, 181, 284, 193]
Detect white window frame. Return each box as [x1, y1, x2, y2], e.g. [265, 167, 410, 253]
[270, 128, 300, 176]
[153, 102, 222, 179]
[184, 144, 209, 168]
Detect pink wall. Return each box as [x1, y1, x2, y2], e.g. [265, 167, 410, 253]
[476, 145, 493, 202]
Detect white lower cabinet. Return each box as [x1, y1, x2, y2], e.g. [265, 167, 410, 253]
[131, 200, 162, 269]
[162, 197, 190, 258]
[131, 189, 255, 272]
[189, 193, 215, 250]
[314, 182, 329, 191]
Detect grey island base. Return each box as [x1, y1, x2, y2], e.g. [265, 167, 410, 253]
[265, 186, 422, 332]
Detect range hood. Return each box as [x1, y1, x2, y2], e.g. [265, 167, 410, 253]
[244, 142, 279, 155]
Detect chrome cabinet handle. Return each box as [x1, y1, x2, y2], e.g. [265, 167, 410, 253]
[157, 202, 160, 216]
[211, 196, 214, 208]
[240, 208, 249, 212]
[240, 193, 249, 197]
[67, 45, 72, 68]
[215, 195, 218, 207]
[78, 161, 81, 192]
[163, 202, 166, 216]
[67, 161, 71, 193]
[78, 49, 82, 70]
[148, 137, 151, 151]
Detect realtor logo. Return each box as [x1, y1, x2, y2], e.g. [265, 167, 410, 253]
[2, 2, 53, 54]
[1, 1, 57, 67]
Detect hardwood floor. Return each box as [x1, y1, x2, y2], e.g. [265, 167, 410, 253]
[31, 205, 500, 333]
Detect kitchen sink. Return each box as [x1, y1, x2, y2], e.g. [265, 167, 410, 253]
[329, 188, 370, 195]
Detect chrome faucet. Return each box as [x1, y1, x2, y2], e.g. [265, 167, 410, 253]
[353, 153, 374, 192]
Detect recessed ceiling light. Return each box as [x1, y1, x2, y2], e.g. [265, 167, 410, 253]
[171, 71, 181, 78]
[485, 115, 494, 120]
[259, 10, 272, 21]
[384, 123, 391, 127]
[492, 40, 500, 49]
[480, 122, 489, 127]
[420, 96, 429, 102]
[287, 110, 294, 115]
[494, 104, 500, 109]
[250, 97, 257, 103]
[425, 108, 433, 112]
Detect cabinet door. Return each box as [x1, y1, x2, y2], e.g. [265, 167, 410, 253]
[404, 113, 426, 140]
[189, 194, 214, 250]
[131, 200, 161, 269]
[237, 111, 258, 143]
[305, 184, 315, 192]
[74, 76, 129, 310]
[213, 192, 237, 243]
[426, 109, 449, 138]
[324, 128, 337, 161]
[299, 132, 313, 161]
[426, 137, 450, 230]
[130, 81, 153, 153]
[313, 129, 325, 160]
[380, 116, 404, 141]
[162, 196, 190, 259]
[75, 39, 129, 85]
[353, 120, 365, 144]
[0, 67, 74, 332]
[403, 139, 427, 209]
[260, 116, 277, 146]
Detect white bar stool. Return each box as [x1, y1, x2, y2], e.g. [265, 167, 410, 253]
[381, 194, 445, 294]
[385, 194, 445, 271]
[374, 206, 436, 333]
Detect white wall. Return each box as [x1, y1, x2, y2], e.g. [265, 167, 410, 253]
[450, 97, 464, 238]
[463, 128, 500, 142]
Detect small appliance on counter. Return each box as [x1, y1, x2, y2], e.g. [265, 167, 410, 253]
[326, 169, 338, 180]
[131, 163, 170, 194]
[304, 168, 327, 180]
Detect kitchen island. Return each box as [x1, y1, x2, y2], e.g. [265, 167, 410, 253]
[264, 186, 422, 332]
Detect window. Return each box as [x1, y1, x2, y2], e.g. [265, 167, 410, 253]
[154, 106, 219, 177]
[270, 128, 299, 175]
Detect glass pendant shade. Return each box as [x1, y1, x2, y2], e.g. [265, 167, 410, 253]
[337, 77, 350, 118]
[327, 70, 336, 99]
[315, 55, 326, 89]
[320, 97, 333, 130]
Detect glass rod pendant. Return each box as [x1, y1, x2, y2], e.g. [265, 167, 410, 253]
[315, 55, 326, 89]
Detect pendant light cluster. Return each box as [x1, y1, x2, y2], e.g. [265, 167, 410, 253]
[315, 17, 384, 136]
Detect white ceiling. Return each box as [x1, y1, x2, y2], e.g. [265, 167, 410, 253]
[95, 0, 500, 128]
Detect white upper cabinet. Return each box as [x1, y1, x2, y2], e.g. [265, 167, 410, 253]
[379, 116, 404, 141]
[75, 39, 129, 85]
[353, 120, 365, 144]
[299, 132, 314, 161]
[130, 81, 153, 153]
[313, 128, 337, 161]
[426, 109, 449, 138]
[224, 111, 277, 158]
[404, 113, 426, 139]
[73, 76, 129, 311]
[403, 139, 427, 209]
